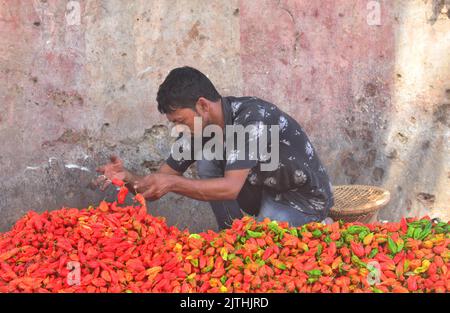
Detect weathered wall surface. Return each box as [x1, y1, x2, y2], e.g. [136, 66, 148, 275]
[0, 0, 448, 232]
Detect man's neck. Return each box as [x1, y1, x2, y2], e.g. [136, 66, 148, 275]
[209, 98, 225, 129]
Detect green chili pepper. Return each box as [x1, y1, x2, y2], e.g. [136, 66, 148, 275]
[253, 251, 262, 260]
[307, 277, 318, 284]
[306, 269, 322, 278]
[388, 237, 398, 254]
[407, 226, 416, 238]
[246, 229, 264, 238]
[244, 221, 254, 231]
[347, 225, 369, 235]
[413, 228, 422, 240]
[220, 275, 227, 285]
[351, 255, 367, 268]
[190, 259, 199, 267]
[268, 221, 281, 234]
[274, 262, 287, 270]
[189, 234, 201, 239]
[396, 240, 404, 252]
[372, 287, 383, 293]
[404, 260, 410, 272]
[419, 230, 431, 240]
[201, 265, 213, 273]
[289, 228, 298, 237]
[413, 260, 431, 274]
[345, 234, 354, 243]
[269, 220, 279, 227]
[316, 244, 323, 258]
[227, 253, 236, 260]
[369, 248, 379, 259]
[435, 227, 445, 234]
[220, 248, 228, 261]
[324, 236, 331, 244]
[408, 221, 422, 227]
[335, 239, 344, 248]
[359, 230, 369, 241]
[312, 230, 322, 238]
[419, 222, 432, 240]
[244, 256, 252, 264]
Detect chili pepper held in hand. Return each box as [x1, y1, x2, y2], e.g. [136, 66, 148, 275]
[117, 186, 129, 204]
[111, 178, 125, 187]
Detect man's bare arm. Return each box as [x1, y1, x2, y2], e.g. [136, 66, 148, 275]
[140, 168, 251, 201]
[157, 162, 183, 176]
[125, 162, 181, 194]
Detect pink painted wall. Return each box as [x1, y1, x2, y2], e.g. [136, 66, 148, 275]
[0, 0, 448, 232]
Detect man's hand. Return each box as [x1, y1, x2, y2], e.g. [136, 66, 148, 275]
[94, 155, 130, 191]
[134, 174, 174, 201]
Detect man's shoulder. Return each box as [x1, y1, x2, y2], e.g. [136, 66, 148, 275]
[226, 96, 275, 106]
[226, 96, 279, 121]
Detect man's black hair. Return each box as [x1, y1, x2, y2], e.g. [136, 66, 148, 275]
[156, 66, 221, 114]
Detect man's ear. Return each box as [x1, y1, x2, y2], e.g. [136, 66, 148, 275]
[195, 97, 210, 115]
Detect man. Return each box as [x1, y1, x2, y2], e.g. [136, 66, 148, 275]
[96, 66, 334, 229]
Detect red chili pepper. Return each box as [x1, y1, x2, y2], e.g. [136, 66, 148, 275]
[328, 242, 336, 257]
[117, 186, 129, 204]
[0, 199, 448, 293]
[111, 178, 124, 187]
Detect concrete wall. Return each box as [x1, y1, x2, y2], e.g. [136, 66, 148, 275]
[0, 0, 449, 233]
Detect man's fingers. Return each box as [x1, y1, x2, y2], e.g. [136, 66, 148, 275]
[141, 189, 150, 199]
[141, 189, 154, 200]
[90, 175, 106, 189]
[88, 179, 99, 190]
[100, 179, 112, 191]
[96, 166, 105, 174]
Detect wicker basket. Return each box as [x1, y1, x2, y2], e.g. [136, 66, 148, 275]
[329, 185, 391, 223]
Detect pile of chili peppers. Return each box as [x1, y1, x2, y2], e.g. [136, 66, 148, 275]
[0, 184, 448, 293]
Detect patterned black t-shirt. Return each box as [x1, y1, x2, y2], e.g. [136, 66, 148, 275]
[166, 96, 334, 216]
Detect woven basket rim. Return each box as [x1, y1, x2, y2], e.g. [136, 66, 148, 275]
[330, 184, 391, 216]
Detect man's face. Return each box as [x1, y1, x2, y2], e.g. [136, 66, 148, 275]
[166, 108, 203, 137]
